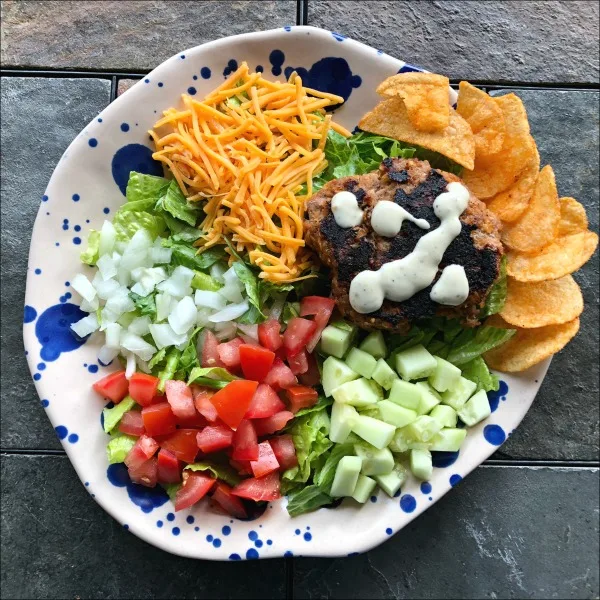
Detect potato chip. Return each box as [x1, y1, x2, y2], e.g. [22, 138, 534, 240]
[358, 96, 475, 170]
[483, 315, 580, 372]
[376, 72, 450, 132]
[462, 94, 535, 199]
[456, 81, 505, 157]
[559, 197, 588, 236]
[507, 231, 599, 282]
[486, 145, 540, 223]
[501, 165, 560, 253]
[500, 275, 583, 328]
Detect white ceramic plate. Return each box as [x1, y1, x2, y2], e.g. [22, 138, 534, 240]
[23, 26, 549, 560]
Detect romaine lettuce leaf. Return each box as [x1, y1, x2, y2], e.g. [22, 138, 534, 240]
[446, 325, 516, 366]
[80, 230, 100, 265]
[184, 462, 241, 487]
[102, 396, 137, 434]
[163, 213, 203, 242]
[286, 485, 333, 517]
[106, 433, 137, 464]
[125, 172, 170, 207]
[157, 348, 181, 392]
[481, 256, 508, 318]
[156, 180, 200, 227]
[113, 209, 166, 242]
[129, 292, 157, 320]
[314, 443, 355, 494]
[233, 261, 263, 317]
[461, 356, 500, 393]
[187, 366, 238, 388]
[162, 238, 227, 271]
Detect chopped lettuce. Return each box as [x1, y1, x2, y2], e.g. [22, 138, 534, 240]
[461, 356, 500, 393]
[184, 462, 241, 487]
[125, 172, 170, 207]
[192, 271, 222, 291]
[113, 209, 166, 242]
[129, 292, 157, 320]
[290, 396, 333, 419]
[286, 485, 333, 517]
[163, 214, 203, 242]
[80, 230, 100, 265]
[481, 256, 508, 318]
[102, 396, 137, 434]
[157, 348, 181, 392]
[163, 483, 180, 502]
[106, 433, 137, 464]
[314, 443, 355, 494]
[156, 180, 199, 227]
[187, 366, 238, 388]
[162, 238, 227, 271]
[233, 261, 263, 318]
[446, 325, 516, 366]
[175, 329, 201, 378]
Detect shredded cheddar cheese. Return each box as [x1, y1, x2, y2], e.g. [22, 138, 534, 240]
[149, 62, 350, 283]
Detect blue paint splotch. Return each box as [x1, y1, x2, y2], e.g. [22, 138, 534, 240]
[449, 474, 462, 487]
[269, 50, 285, 76]
[398, 63, 424, 74]
[431, 450, 459, 468]
[200, 66, 211, 79]
[488, 380, 509, 413]
[223, 59, 238, 77]
[24, 305, 37, 324]
[483, 424, 506, 446]
[107, 463, 169, 513]
[111, 143, 163, 196]
[35, 302, 87, 361]
[420, 482, 432, 495]
[284, 57, 362, 103]
[332, 31, 346, 42]
[400, 494, 416, 513]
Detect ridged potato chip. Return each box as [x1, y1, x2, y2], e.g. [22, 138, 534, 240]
[500, 275, 583, 328]
[507, 231, 599, 282]
[559, 197, 588, 236]
[456, 81, 505, 157]
[358, 96, 475, 170]
[483, 315, 580, 372]
[376, 72, 450, 132]
[501, 165, 560, 253]
[486, 145, 540, 223]
[463, 94, 534, 199]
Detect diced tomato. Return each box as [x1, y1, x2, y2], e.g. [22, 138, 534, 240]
[287, 348, 309, 375]
[176, 411, 208, 429]
[92, 370, 129, 403]
[196, 424, 234, 453]
[118, 410, 145, 436]
[211, 482, 248, 519]
[269, 435, 298, 471]
[156, 429, 200, 463]
[192, 387, 218, 422]
[232, 419, 258, 461]
[285, 385, 319, 413]
[239, 344, 275, 382]
[245, 384, 286, 419]
[174, 471, 215, 512]
[165, 380, 196, 420]
[128, 373, 160, 407]
[128, 456, 158, 488]
[253, 411, 294, 436]
[124, 435, 159, 471]
[200, 330, 225, 368]
[229, 458, 253, 476]
[231, 471, 281, 502]
[263, 358, 297, 391]
[250, 441, 280, 478]
[258, 319, 283, 351]
[157, 448, 181, 484]
[299, 352, 320, 387]
[217, 337, 244, 370]
[209, 380, 259, 429]
[283, 317, 317, 357]
[300, 296, 336, 353]
[141, 402, 177, 437]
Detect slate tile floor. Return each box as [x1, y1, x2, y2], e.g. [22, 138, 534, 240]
[1, 1, 598, 598]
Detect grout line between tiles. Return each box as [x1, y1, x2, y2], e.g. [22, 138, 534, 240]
[110, 75, 117, 102]
[297, 0, 308, 25]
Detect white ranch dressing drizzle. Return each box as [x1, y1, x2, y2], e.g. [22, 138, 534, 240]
[349, 182, 471, 314]
[331, 191, 364, 228]
[430, 264, 469, 306]
[370, 200, 430, 238]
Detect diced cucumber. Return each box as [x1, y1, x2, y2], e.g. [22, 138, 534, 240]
[429, 404, 458, 428]
[321, 325, 354, 358]
[441, 376, 477, 411]
[410, 449, 433, 480]
[345, 347, 377, 379]
[332, 377, 382, 407]
[388, 379, 422, 411]
[359, 331, 387, 359]
[429, 356, 462, 393]
[389, 429, 410, 453]
[322, 356, 359, 397]
[358, 406, 381, 419]
[405, 415, 443, 442]
[415, 381, 442, 415]
[351, 415, 396, 449]
[374, 462, 408, 497]
[372, 358, 399, 390]
[330, 319, 358, 335]
[330, 402, 359, 444]
[457, 389, 491, 427]
[330, 456, 362, 497]
[354, 444, 394, 476]
[377, 400, 418, 428]
[352, 474, 377, 503]
[395, 344, 437, 380]
[430, 428, 467, 452]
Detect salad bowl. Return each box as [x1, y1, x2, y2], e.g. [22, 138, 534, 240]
[23, 25, 549, 560]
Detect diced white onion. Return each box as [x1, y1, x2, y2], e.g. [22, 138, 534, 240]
[92, 275, 120, 300]
[168, 296, 198, 335]
[130, 282, 151, 297]
[80, 296, 99, 313]
[156, 265, 194, 299]
[238, 334, 258, 345]
[136, 359, 151, 374]
[209, 300, 249, 323]
[124, 351, 136, 380]
[99, 221, 116, 257]
[98, 345, 119, 366]
[215, 322, 237, 341]
[194, 290, 227, 310]
[120, 331, 157, 361]
[196, 308, 213, 327]
[155, 292, 174, 322]
[210, 262, 227, 283]
[150, 246, 172, 264]
[96, 254, 118, 281]
[269, 294, 286, 321]
[218, 282, 244, 304]
[149, 323, 188, 350]
[104, 288, 134, 315]
[128, 316, 151, 336]
[71, 273, 97, 302]
[70, 313, 99, 338]
[116, 266, 131, 287]
[104, 323, 122, 349]
[237, 323, 258, 340]
[223, 266, 243, 288]
[126, 228, 153, 254]
[130, 267, 145, 282]
[114, 241, 127, 254]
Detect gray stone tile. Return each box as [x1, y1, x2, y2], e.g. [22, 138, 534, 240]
[0, 453, 287, 599]
[0, 77, 111, 450]
[489, 90, 599, 461]
[117, 78, 140, 97]
[1, 1, 296, 71]
[293, 466, 600, 599]
[308, 0, 599, 84]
